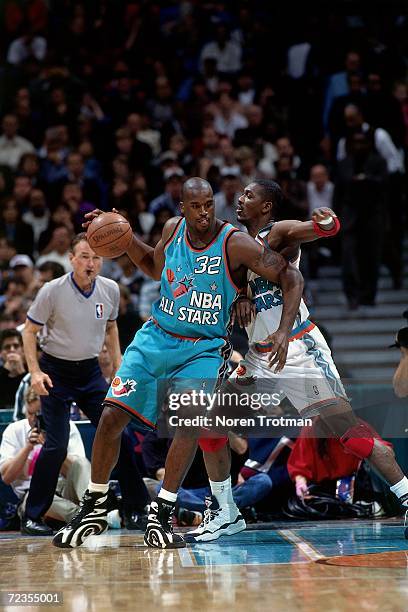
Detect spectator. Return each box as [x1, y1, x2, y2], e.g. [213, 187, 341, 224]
[38, 126, 70, 186]
[18, 153, 41, 186]
[305, 165, 335, 279]
[9, 254, 35, 295]
[364, 72, 406, 149]
[0, 329, 27, 410]
[234, 105, 264, 148]
[393, 81, 408, 148]
[337, 104, 404, 175]
[323, 50, 361, 132]
[200, 24, 242, 75]
[236, 147, 266, 185]
[22, 189, 50, 255]
[392, 328, 408, 398]
[328, 73, 367, 147]
[0, 115, 35, 170]
[275, 157, 308, 220]
[13, 175, 32, 209]
[0, 386, 121, 530]
[58, 152, 101, 206]
[36, 261, 65, 288]
[288, 417, 392, 500]
[38, 203, 74, 255]
[213, 92, 248, 140]
[36, 226, 73, 272]
[0, 196, 34, 257]
[214, 167, 243, 227]
[307, 165, 334, 217]
[148, 168, 184, 217]
[6, 28, 47, 65]
[336, 131, 388, 308]
[0, 237, 16, 272]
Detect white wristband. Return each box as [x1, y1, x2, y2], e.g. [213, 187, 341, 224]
[318, 216, 333, 226]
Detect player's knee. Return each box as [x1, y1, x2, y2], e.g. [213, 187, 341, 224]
[198, 436, 228, 452]
[320, 400, 358, 437]
[100, 402, 130, 437]
[340, 421, 375, 459]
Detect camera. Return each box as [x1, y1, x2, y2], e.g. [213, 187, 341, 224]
[34, 413, 46, 432]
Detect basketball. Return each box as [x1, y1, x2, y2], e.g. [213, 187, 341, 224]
[87, 212, 133, 258]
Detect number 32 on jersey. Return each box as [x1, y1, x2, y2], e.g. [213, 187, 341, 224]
[194, 256, 221, 275]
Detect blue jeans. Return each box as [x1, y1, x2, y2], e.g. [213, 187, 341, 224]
[176, 473, 273, 512]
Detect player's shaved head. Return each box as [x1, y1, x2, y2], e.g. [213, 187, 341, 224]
[182, 177, 212, 201]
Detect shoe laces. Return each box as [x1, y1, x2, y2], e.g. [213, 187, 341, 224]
[154, 501, 176, 532]
[202, 502, 220, 527]
[69, 491, 104, 527]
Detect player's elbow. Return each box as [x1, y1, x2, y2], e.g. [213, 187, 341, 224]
[281, 265, 304, 290]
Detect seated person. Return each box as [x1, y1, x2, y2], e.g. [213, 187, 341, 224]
[0, 386, 120, 534]
[0, 329, 27, 410]
[288, 416, 393, 501]
[142, 430, 270, 523]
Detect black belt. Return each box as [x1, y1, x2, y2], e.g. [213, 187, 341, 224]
[42, 353, 99, 368]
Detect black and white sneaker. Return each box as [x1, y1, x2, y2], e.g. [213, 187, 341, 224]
[144, 499, 186, 549]
[185, 496, 246, 543]
[52, 490, 108, 549]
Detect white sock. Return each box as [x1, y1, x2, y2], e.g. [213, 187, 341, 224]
[88, 481, 109, 494]
[390, 476, 408, 505]
[158, 488, 177, 503]
[210, 476, 234, 507]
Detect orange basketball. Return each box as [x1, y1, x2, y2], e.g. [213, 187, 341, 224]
[87, 212, 133, 258]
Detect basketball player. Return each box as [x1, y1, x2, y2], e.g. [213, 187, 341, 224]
[52, 177, 304, 549]
[187, 179, 408, 543]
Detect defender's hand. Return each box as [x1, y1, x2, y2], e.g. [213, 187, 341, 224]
[311, 207, 336, 226]
[264, 329, 289, 372]
[232, 298, 256, 328]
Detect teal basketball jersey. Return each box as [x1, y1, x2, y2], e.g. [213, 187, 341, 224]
[151, 218, 240, 339]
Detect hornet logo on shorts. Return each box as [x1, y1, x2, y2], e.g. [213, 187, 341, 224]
[166, 268, 195, 299]
[111, 376, 137, 397]
[95, 303, 104, 319]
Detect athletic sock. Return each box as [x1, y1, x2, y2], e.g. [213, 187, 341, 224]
[88, 481, 109, 494]
[390, 476, 408, 506]
[158, 488, 177, 503]
[209, 476, 234, 507]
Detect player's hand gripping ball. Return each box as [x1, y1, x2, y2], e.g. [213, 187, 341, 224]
[87, 212, 133, 258]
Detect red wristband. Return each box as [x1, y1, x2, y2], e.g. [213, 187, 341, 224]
[312, 216, 340, 237]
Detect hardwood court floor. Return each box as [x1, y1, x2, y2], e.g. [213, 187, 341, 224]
[0, 518, 407, 612]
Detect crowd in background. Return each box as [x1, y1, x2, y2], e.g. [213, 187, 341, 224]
[0, 1, 406, 328]
[0, 1, 406, 526]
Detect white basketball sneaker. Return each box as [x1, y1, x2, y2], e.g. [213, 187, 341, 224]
[185, 496, 246, 543]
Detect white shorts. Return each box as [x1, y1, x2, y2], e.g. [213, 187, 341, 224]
[229, 323, 347, 417]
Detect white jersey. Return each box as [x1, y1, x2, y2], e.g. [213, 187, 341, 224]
[246, 222, 309, 344]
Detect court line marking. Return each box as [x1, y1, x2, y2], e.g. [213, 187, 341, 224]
[178, 547, 196, 567]
[277, 529, 325, 562]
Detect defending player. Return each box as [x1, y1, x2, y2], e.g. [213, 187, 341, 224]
[187, 179, 408, 543]
[52, 177, 304, 549]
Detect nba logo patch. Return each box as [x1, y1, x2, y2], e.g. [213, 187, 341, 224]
[95, 303, 104, 319]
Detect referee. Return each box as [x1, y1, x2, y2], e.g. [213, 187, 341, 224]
[21, 233, 149, 535]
